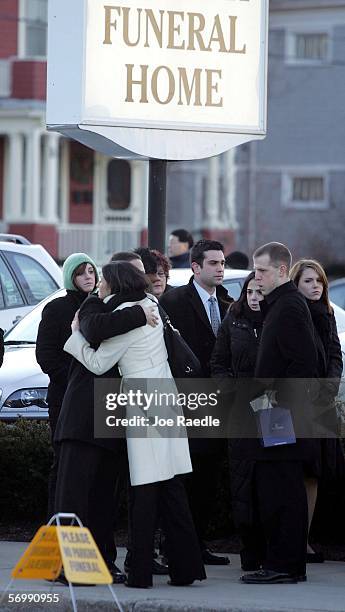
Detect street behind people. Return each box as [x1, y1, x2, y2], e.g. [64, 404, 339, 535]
[160, 239, 232, 566]
[290, 258, 344, 562]
[64, 261, 206, 589]
[240, 242, 319, 585]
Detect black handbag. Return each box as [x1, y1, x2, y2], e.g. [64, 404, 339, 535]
[157, 303, 202, 378]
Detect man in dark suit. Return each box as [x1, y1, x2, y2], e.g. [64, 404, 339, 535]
[160, 239, 233, 565]
[240, 242, 318, 585]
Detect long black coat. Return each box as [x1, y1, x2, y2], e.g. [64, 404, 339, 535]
[54, 295, 146, 453]
[307, 301, 344, 482]
[36, 291, 88, 407]
[210, 308, 262, 527]
[255, 281, 319, 463]
[160, 276, 232, 454]
[159, 276, 233, 376]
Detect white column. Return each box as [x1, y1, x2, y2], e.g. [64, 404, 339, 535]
[43, 132, 59, 222]
[130, 160, 147, 227]
[5, 133, 23, 221]
[59, 138, 69, 224]
[224, 149, 238, 230]
[205, 155, 220, 228]
[25, 130, 41, 221]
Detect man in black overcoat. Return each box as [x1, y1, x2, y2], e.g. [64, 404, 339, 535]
[160, 239, 233, 565]
[240, 242, 318, 584]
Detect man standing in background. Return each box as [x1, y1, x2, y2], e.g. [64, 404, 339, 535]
[168, 229, 194, 269]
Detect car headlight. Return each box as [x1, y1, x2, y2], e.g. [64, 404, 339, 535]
[2, 388, 48, 410]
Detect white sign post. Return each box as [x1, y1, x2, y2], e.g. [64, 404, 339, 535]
[47, 0, 268, 161]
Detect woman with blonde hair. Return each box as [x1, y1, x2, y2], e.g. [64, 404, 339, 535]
[290, 259, 343, 562]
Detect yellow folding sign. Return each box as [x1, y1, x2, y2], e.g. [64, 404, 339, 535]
[11, 526, 62, 581]
[56, 526, 112, 584]
[11, 524, 112, 585]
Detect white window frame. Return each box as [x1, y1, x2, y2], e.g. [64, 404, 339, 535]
[281, 169, 329, 210]
[18, 0, 47, 59]
[285, 27, 332, 66]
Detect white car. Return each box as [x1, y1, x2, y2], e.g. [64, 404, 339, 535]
[0, 235, 63, 333]
[1, 271, 345, 420]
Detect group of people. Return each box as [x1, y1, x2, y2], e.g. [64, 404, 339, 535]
[35, 238, 344, 588]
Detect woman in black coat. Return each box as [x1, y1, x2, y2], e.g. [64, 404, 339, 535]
[290, 259, 344, 562]
[36, 252, 99, 520]
[210, 271, 264, 570]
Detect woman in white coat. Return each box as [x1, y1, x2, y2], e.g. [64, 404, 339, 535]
[64, 261, 206, 588]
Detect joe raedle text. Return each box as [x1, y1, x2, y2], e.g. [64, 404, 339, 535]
[105, 415, 220, 428]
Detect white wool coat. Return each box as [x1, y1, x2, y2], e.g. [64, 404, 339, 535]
[64, 295, 192, 486]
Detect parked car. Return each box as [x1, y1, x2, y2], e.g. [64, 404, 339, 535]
[0, 235, 63, 333]
[329, 278, 345, 310]
[1, 271, 345, 420]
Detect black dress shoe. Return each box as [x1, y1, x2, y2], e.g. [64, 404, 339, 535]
[306, 551, 324, 563]
[109, 564, 126, 584]
[124, 578, 151, 589]
[294, 573, 307, 582]
[240, 569, 298, 584]
[241, 562, 262, 571]
[202, 549, 230, 565]
[152, 558, 169, 575]
[47, 571, 94, 587]
[168, 579, 194, 586]
[124, 557, 169, 575]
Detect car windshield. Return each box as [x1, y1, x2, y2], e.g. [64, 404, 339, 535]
[4, 289, 65, 343]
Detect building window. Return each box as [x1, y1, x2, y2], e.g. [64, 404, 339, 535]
[292, 177, 324, 202]
[282, 172, 328, 210]
[295, 33, 328, 61]
[20, 0, 48, 58]
[286, 31, 330, 65]
[69, 142, 94, 207]
[107, 160, 131, 210]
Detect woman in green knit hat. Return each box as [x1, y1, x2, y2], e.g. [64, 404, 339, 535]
[36, 252, 99, 521]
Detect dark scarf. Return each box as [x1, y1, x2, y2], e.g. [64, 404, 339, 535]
[66, 289, 91, 308]
[243, 303, 263, 327]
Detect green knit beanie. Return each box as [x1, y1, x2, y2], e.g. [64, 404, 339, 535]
[62, 253, 99, 291]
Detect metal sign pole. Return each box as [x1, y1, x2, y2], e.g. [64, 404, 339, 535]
[148, 159, 167, 253]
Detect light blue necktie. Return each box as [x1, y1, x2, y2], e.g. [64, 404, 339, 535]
[208, 296, 220, 336]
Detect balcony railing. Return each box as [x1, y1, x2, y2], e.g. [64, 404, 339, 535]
[58, 224, 142, 264]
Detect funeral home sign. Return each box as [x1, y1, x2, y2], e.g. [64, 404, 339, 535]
[47, 0, 268, 160]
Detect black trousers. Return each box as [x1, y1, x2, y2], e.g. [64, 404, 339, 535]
[128, 476, 206, 587]
[184, 452, 224, 549]
[254, 461, 308, 575]
[47, 404, 61, 521]
[55, 440, 122, 567]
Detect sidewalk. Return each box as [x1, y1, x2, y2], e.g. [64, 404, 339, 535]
[0, 543, 344, 612]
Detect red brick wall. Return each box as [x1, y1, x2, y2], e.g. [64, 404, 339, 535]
[0, 137, 4, 219]
[0, 1, 18, 58]
[8, 224, 58, 258]
[12, 60, 47, 100]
